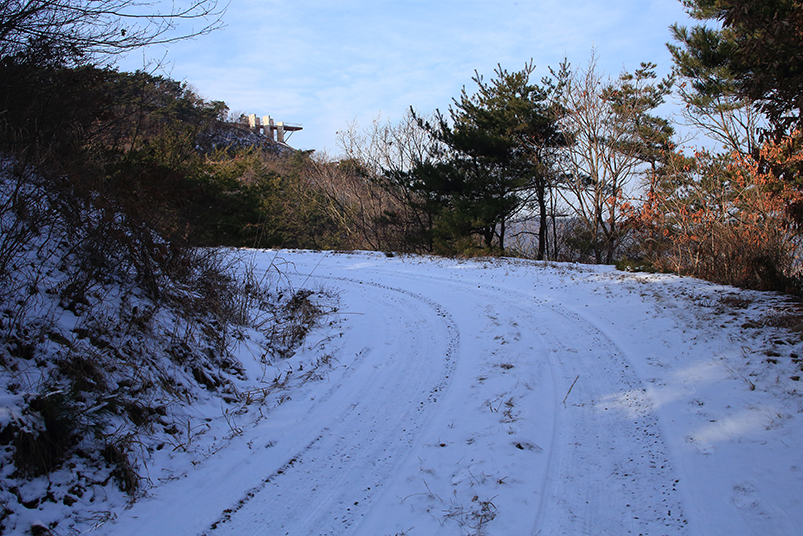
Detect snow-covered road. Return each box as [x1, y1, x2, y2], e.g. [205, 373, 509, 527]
[96, 250, 803, 536]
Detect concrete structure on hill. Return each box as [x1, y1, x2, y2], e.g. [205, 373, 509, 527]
[248, 114, 302, 144]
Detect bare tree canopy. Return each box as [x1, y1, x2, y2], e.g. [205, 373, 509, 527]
[0, 0, 226, 63]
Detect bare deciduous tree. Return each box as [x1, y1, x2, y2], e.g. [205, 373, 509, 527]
[336, 110, 433, 179]
[307, 110, 440, 252]
[557, 52, 673, 264]
[0, 0, 226, 62]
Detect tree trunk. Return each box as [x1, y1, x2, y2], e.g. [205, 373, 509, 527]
[537, 184, 547, 261]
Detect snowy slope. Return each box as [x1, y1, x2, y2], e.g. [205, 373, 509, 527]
[78, 250, 803, 535]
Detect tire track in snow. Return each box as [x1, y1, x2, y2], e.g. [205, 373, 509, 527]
[530, 304, 689, 535]
[329, 262, 689, 535]
[202, 275, 458, 536]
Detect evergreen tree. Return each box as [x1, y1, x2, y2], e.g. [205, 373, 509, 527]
[669, 0, 803, 136]
[669, 0, 803, 225]
[410, 62, 564, 256]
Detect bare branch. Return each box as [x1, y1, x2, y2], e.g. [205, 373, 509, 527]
[0, 0, 227, 63]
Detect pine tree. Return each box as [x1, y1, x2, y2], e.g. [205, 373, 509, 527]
[410, 62, 564, 256]
[669, 0, 803, 136]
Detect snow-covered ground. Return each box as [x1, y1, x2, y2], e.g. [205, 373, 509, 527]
[45, 250, 803, 535]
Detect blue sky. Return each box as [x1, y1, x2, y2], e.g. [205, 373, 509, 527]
[117, 1, 696, 154]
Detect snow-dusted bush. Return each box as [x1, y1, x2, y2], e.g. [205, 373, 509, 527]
[0, 160, 330, 533]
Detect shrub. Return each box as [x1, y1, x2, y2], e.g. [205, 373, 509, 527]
[634, 140, 803, 293]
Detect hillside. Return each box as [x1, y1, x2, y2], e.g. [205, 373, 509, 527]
[0, 152, 334, 534]
[7, 249, 800, 535]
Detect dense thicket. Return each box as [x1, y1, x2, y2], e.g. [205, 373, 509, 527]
[0, 3, 343, 521]
[329, 2, 803, 293]
[633, 0, 803, 292]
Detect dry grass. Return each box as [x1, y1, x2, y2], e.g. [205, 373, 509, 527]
[443, 496, 498, 536]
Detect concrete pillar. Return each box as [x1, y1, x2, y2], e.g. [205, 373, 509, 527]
[277, 122, 285, 143]
[262, 115, 274, 140]
[248, 114, 261, 132]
